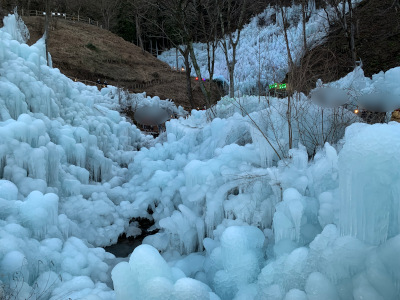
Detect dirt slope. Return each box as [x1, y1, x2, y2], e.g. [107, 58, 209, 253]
[23, 16, 216, 110]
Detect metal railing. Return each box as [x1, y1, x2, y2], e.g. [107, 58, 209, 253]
[22, 9, 103, 28]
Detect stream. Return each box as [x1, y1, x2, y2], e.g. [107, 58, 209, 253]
[104, 217, 159, 258]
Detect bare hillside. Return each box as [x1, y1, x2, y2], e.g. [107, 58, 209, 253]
[23, 16, 217, 110]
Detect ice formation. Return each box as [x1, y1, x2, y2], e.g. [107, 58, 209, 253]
[1, 5, 400, 300]
[339, 122, 400, 245]
[0, 12, 174, 299]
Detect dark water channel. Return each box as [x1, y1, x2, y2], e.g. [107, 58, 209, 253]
[104, 218, 159, 258]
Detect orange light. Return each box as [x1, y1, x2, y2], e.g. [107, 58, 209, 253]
[354, 109, 359, 114]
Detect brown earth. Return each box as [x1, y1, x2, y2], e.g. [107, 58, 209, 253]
[23, 16, 222, 111]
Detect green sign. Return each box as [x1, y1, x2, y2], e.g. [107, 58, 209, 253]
[269, 83, 287, 90]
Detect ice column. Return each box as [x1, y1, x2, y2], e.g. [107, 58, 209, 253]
[338, 123, 400, 245]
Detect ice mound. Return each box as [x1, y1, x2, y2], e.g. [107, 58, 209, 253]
[202, 226, 265, 300]
[273, 187, 321, 251]
[19, 191, 59, 239]
[322, 66, 400, 112]
[112, 244, 220, 300]
[256, 224, 400, 300]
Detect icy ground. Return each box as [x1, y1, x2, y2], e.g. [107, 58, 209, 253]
[1, 10, 400, 300]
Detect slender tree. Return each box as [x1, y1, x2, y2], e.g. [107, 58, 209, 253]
[301, 0, 307, 51]
[122, 0, 154, 52]
[347, 0, 357, 65]
[145, 0, 206, 108]
[44, 0, 50, 65]
[216, 0, 249, 98]
[277, 2, 295, 149]
[187, 0, 220, 107]
[65, 0, 86, 20]
[323, 0, 357, 65]
[97, 0, 122, 30]
[162, 0, 197, 108]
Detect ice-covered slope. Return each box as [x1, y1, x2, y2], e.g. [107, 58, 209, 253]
[158, 2, 328, 94]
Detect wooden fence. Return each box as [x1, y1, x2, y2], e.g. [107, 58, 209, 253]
[22, 9, 103, 28]
[68, 71, 186, 93]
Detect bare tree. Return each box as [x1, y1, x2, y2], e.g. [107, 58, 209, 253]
[346, 0, 357, 65]
[393, 0, 400, 11]
[98, 0, 121, 30]
[323, 0, 357, 65]
[185, 0, 222, 108]
[145, 0, 197, 108]
[123, 0, 154, 52]
[44, 0, 50, 65]
[279, 3, 294, 149]
[200, 0, 218, 93]
[216, 0, 250, 98]
[301, 0, 307, 51]
[65, 0, 86, 19]
[147, 0, 216, 109]
[135, 9, 144, 51]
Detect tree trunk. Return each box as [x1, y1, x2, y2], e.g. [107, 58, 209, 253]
[189, 41, 211, 107]
[258, 32, 261, 102]
[218, 0, 244, 99]
[302, 0, 307, 52]
[221, 37, 233, 98]
[150, 39, 153, 56]
[223, 39, 238, 98]
[228, 62, 235, 98]
[347, 0, 357, 65]
[176, 48, 179, 70]
[182, 49, 195, 109]
[281, 7, 294, 70]
[342, 0, 347, 32]
[287, 95, 293, 149]
[280, 6, 293, 149]
[45, 0, 50, 66]
[206, 39, 216, 94]
[135, 13, 144, 53]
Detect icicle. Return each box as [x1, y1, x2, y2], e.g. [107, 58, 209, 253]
[46, 143, 59, 186]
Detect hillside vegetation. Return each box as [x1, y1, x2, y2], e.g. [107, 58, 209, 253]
[300, 0, 400, 91]
[21, 0, 400, 109]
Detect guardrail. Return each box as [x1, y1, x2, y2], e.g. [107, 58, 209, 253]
[22, 9, 103, 28]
